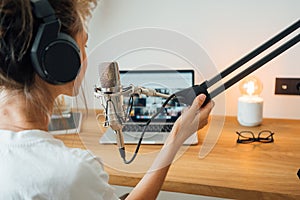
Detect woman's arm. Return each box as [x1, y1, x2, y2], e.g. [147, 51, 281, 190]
[125, 94, 214, 200]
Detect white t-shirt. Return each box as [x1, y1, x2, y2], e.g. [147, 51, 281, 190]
[0, 129, 120, 200]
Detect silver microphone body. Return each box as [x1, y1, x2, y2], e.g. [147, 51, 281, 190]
[99, 62, 125, 149]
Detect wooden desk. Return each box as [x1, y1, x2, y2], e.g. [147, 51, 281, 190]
[55, 113, 300, 199]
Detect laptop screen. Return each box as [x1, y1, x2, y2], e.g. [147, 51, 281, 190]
[120, 70, 194, 123]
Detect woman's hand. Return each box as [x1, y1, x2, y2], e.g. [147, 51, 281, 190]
[169, 94, 214, 145]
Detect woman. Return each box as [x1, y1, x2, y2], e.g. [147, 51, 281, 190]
[0, 0, 214, 199]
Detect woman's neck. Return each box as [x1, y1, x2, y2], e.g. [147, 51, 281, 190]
[0, 92, 53, 132]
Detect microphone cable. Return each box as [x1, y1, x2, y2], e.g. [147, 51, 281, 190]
[108, 93, 176, 164]
[104, 94, 134, 126]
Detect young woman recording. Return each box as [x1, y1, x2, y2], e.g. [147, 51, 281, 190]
[0, 0, 214, 199]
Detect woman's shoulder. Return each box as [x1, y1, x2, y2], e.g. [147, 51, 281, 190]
[66, 147, 104, 169]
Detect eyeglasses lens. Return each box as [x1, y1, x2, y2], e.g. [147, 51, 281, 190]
[238, 131, 255, 143]
[258, 131, 273, 143]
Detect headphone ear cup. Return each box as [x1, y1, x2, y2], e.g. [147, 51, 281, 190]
[30, 0, 81, 85]
[41, 33, 81, 84]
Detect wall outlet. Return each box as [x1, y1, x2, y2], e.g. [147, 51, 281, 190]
[275, 78, 300, 95]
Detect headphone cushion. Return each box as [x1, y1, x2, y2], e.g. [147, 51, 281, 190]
[42, 33, 81, 84]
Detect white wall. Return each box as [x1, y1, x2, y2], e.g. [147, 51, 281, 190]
[86, 0, 300, 119]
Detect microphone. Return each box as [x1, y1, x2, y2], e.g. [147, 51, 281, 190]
[98, 62, 126, 154]
[95, 62, 180, 163]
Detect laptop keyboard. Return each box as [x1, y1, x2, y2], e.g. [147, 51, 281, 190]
[99, 123, 198, 145]
[122, 123, 174, 132]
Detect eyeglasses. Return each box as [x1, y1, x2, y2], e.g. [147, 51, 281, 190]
[236, 130, 274, 144]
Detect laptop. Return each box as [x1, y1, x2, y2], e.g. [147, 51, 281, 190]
[99, 69, 198, 145]
[48, 112, 82, 134]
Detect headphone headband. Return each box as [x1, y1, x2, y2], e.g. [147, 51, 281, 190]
[30, 0, 56, 22]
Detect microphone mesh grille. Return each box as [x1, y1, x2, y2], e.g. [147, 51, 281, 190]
[99, 62, 120, 88]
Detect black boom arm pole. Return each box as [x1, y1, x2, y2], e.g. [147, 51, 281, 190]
[174, 19, 300, 107]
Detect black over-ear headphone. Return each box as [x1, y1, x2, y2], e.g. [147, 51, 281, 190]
[30, 0, 81, 85]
